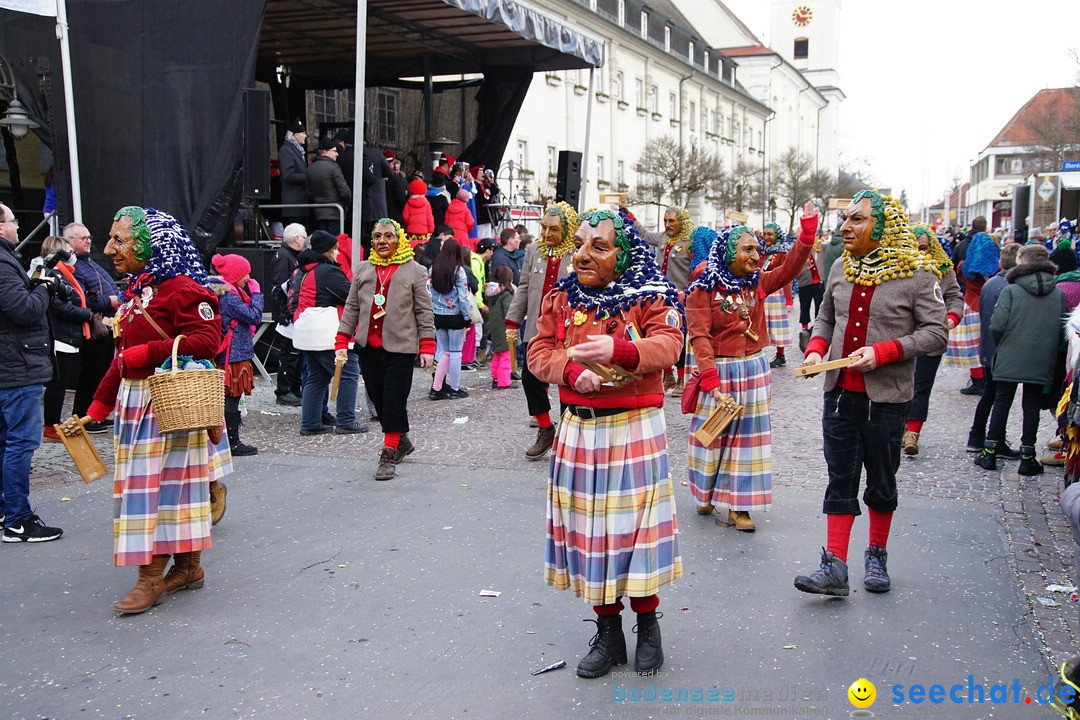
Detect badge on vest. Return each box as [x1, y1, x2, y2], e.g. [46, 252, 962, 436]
[933, 284, 944, 304]
[666, 309, 681, 329]
[197, 302, 215, 321]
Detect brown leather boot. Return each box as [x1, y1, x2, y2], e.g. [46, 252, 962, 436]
[209, 481, 227, 526]
[163, 551, 205, 594]
[113, 554, 170, 614]
[662, 370, 677, 392]
[525, 425, 557, 461]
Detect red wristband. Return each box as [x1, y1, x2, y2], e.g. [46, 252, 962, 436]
[122, 344, 151, 369]
[334, 332, 351, 352]
[699, 367, 719, 392]
[872, 339, 904, 366]
[563, 361, 586, 387]
[504, 320, 520, 331]
[804, 336, 829, 359]
[419, 337, 437, 356]
[610, 338, 640, 370]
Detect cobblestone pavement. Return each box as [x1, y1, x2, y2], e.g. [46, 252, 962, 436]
[30, 344, 1077, 679]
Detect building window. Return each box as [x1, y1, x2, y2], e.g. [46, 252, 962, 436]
[517, 140, 528, 172]
[689, 40, 695, 63]
[374, 88, 398, 147]
[669, 91, 677, 119]
[640, 10, 648, 39]
[689, 101, 696, 130]
[649, 84, 658, 112]
[617, 0, 625, 25]
[617, 160, 625, 184]
[664, 26, 671, 51]
[613, 70, 624, 101]
[597, 154, 605, 181]
[793, 37, 808, 59]
[547, 146, 557, 175]
[312, 89, 338, 128]
[635, 77, 644, 107]
[703, 50, 709, 70]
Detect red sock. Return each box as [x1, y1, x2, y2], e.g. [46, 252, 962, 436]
[384, 432, 401, 450]
[906, 419, 924, 433]
[826, 513, 856, 563]
[594, 599, 624, 616]
[868, 508, 893, 548]
[676, 367, 686, 381]
[629, 595, 659, 614]
[776, 348, 785, 357]
[535, 413, 553, 429]
[970, 366, 983, 380]
[801, 323, 809, 330]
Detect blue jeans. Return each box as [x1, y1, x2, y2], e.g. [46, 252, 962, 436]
[0, 384, 44, 527]
[301, 350, 359, 431]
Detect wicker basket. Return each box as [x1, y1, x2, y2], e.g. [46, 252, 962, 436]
[147, 335, 225, 434]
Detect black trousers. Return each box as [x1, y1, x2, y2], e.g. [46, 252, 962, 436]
[521, 340, 552, 418]
[43, 352, 80, 425]
[275, 334, 303, 398]
[987, 380, 1047, 448]
[908, 353, 943, 423]
[73, 336, 113, 418]
[822, 389, 909, 515]
[797, 283, 824, 326]
[970, 365, 998, 439]
[357, 346, 415, 434]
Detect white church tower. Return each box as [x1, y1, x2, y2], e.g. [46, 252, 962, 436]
[769, 0, 844, 178]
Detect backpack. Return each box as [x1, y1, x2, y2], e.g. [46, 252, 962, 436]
[285, 266, 307, 323]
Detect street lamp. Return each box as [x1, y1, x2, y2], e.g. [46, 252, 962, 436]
[0, 51, 40, 140]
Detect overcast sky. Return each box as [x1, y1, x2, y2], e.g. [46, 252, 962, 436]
[721, 0, 1080, 210]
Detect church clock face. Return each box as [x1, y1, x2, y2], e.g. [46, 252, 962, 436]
[792, 5, 812, 26]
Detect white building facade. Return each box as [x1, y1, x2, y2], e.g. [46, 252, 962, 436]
[507, 0, 772, 229]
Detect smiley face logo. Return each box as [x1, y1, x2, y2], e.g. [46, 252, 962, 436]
[848, 678, 876, 708]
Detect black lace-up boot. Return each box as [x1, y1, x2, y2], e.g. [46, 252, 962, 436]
[633, 611, 664, 674]
[575, 615, 627, 678]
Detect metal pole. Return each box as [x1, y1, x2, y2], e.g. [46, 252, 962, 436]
[351, 0, 367, 273]
[578, 67, 594, 210]
[55, 0, 82, 221]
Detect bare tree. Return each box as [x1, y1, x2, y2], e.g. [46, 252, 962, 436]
[771, 148, 816, 234]
[806, 168, 838, 218]
[631, 136, 725, 209]
[1026, 89, 1080, 172]
[710, 156, 764, 217]
[836, 163, 874, 200]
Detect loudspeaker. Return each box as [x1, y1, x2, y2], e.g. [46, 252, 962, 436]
[242, 88, 271, 200]
[1012, 183, 1030, 234]
[556, 150, 582, 210]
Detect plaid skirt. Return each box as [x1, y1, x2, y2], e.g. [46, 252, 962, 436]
[764, 293, 791, 347]
[944, 305, 980, 368]
[545, 406, 682, 605]
[688, 351, 773, 511]
[112, 379, 233, 567]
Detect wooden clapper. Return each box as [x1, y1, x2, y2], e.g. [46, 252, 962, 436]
[55, 416, 107, 483]
[693, 393, 745, 447]
[792, 355, 858, 378]
[330, 353, 346, 402]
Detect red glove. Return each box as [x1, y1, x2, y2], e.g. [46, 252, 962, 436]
[122, 344, 151, 369]
[86, 400, 112, 423]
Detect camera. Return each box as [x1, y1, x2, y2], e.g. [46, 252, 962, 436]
[44, 248, 72, 269]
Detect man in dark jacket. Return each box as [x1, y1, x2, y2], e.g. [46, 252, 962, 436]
[490, 227, 523, 285]
[426, 173, 451, 230]
[307, 137, 351, 234]
[0, 203, 63, 543]
[383, 153, 408, 225]
[361, 142, 394, 252]
[271, 223, 307, 405]
[279, 119, 310, 226]
[64, 222, 120, 432]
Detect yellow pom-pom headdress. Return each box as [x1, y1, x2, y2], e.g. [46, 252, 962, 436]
[841, 191, 940, 286]
[368, 218, 415, 266]
[540, 202, 579, 259]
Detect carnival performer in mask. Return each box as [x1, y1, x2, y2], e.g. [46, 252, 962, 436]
[504, 202, 578, 461]
[901, 224, 963, 455]
[529, 209, 683, 679]
[75, 207, 232, 614]
[795, 191, 947, 598]
[761, 223, 795, 368]
[684, 204, 816, 533]
[337, 219, 435, 481]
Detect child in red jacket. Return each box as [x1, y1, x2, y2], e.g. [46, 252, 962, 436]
[402, 179, 434, 247]
[444, 188, 475, 249]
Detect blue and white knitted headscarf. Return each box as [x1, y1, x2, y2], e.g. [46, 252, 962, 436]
[687, 225, 762, 295]
[116, 206, 211, 298]
[962, 232, 1000, 280]
[555, 209, 682, 319]
[762, 222, 793, 255]
[689, 226, 719, 266]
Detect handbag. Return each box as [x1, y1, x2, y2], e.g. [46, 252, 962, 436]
[681, 370, 702, 414]
[88, 312, 111, 340]
[467, 294, 482, 325]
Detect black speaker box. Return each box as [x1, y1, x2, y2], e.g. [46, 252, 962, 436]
[243, 88, 271, 200]
[556, 150, 582, 210]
